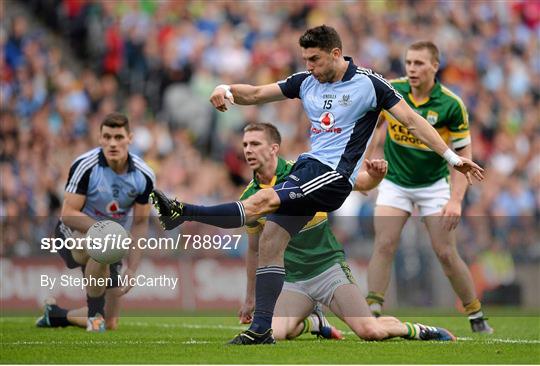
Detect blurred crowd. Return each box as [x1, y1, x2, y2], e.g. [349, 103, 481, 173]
[1, 0, 539, 269]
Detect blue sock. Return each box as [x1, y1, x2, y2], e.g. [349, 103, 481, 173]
[182, 202, 246, 228]
[249, 266, 285, 334]
[49, 305, 70, 327]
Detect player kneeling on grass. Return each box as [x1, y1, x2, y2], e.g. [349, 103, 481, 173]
[235, 123, 455, 343]
[36, 113, 154, 332]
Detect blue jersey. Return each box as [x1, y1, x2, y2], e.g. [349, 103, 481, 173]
[63, 148, 155, 230]
[278, 57, 402, 185]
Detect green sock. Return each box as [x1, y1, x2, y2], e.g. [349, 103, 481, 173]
[301, 315, 320, 334]
[402, 322, 421, 340]
[366, 291, 384, 315]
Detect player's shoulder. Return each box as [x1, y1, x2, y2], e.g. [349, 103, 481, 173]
[387, 77, 410, 92]
[354, 66, 389, 81]
[130, 153, 156, 183]
[66, 148, 101, 191]
[278, 70, 312, 99]
[439, 84, 467, 109]
[72, 147, 100, 163]
[70, 147, 101, 170]
[240, 179, 257, 200]
[279, 70, 312, 84]
[354, 67, 397, 91]
[285, 159, 296, 168]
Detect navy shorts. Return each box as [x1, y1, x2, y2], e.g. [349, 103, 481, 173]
[267, 158, 352, 235]
[55, 221, 122, 288]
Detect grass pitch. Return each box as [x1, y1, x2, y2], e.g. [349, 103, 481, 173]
[1, 311, 539, 364]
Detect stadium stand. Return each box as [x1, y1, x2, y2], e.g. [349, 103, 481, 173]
[1, 0, 538, 308]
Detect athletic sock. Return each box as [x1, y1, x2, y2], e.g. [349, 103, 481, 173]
[182, 202, 246, 228]
[301, 318, 312, 334]
[249, 266, 285, 334]
[402, 322, 422, 340]
[366, 291, 384, 316]
[464, 299, 483, 318]
[48, 305, 70, 327]
[87, 294, 105, 318]
[301, 314, 320, 334]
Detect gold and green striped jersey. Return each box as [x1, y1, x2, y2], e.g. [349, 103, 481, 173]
[383, 77, 471, 188]
[240, 157, 345, 282]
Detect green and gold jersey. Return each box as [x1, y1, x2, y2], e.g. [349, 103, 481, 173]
[240, 157, 345, 282]
[383, 77, 471, 188]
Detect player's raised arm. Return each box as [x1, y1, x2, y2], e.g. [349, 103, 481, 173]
[210, 83, 286, 111]
[387, 99, 484, 183]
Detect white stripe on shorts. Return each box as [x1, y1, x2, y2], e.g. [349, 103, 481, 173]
[300, 171, 340, 192]
[303, 174, 342, 195]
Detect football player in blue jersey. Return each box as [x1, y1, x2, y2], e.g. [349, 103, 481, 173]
[36, 112, 155, 332]
[151, 25, 484, 344]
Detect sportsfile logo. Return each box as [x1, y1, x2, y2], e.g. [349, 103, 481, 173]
[40, 234, 242, 252]
[40, 234, 131, 253]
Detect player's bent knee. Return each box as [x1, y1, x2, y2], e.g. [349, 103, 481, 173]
[272, 328, 288, 340]
[271, 317, 291, 340]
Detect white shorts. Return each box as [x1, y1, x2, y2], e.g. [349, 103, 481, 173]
[282, 262, 355, 307]
[376, 178, 450, 217]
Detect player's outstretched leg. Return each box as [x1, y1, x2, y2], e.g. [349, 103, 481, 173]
[151, 187, 282, 231]
[330, 284, 456, 342]
[150, 189, 246, 230]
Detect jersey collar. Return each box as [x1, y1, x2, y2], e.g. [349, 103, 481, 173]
[341, 56, 357, 82]
[98, 149, 135, 172]
[406, 78, 442, 107]
[253, 157, 286, 188]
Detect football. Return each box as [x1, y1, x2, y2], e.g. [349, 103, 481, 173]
[85, 220, 129, 264]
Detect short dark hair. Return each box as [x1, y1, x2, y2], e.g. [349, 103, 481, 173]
[100, 112, 130, 132]
[299, 25, 342, 52]
[243, 122, 281, 145]
[408, 41, 440, 63]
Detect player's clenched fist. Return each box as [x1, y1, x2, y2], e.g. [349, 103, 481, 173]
[365, 159, 388, 180]
[210, 84, 235, 112]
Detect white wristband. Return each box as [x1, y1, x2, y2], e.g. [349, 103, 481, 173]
[443, 149, 461, 166]
[217, 84, 233, 99]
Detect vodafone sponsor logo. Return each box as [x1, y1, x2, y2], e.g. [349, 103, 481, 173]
[313, 112, 341, 134]
[319, 111, 335, 130]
